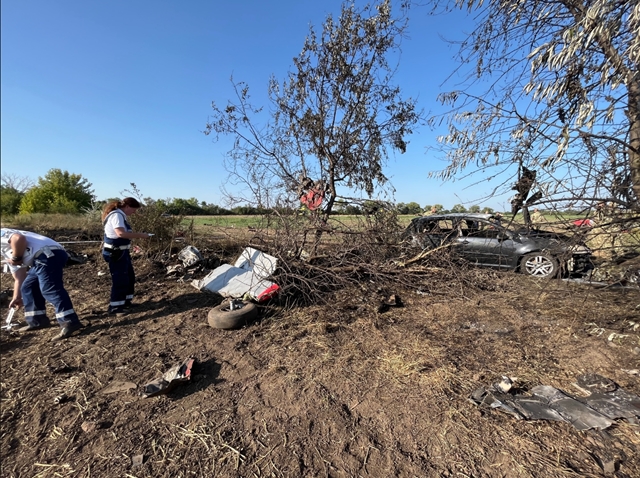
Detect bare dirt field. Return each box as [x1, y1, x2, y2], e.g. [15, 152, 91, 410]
[1, 230, 639, 478]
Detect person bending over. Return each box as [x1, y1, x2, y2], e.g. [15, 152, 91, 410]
[1, 228, 84, 341]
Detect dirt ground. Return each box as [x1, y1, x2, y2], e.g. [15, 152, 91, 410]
[1, 232, 639, 478]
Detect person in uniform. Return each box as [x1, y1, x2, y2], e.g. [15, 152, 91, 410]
[1, 228, 84, 341]
[101, 197, 152, 315]
[530, 208, 546, 230]
[424, 206, 437, 216]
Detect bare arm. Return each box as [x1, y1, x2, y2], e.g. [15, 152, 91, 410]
[9, 267, 28, 308]
[114, 228, 151, 239]
[7, 233, 27, 266]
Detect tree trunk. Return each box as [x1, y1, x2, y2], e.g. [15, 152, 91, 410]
[628, 70, 640, 209]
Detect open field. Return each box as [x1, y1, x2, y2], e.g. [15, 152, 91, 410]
[1, 220, 639, 477]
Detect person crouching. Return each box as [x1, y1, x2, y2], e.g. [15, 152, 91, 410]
[101, 197, 152, 315]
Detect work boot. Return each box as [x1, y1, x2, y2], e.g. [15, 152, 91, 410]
[18, 323, 52, 332]
[51, 322, 84, 342]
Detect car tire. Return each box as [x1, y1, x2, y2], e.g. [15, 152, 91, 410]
[521, 252, 559, 279]
[207, 301, 258, 329]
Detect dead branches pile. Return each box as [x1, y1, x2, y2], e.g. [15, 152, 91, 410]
[256, 211, 509, 308]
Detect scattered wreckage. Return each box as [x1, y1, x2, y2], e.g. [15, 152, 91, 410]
[142, 357, 195, 398]
[402, 213, 593, 279]
[471, 374, 640, 430]
[178, 246, 280, 329]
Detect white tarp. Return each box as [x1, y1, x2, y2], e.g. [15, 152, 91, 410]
[193, 247, 279, 302]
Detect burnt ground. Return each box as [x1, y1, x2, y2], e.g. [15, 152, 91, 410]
[1, 235, 639, 478]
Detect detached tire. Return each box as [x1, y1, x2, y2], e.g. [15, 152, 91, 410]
[521, 252, 559, 279]
[208, 301, 258, 329]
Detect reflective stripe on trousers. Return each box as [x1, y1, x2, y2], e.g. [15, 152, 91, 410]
[21, 249, 80, 328]
[103, 249, 135, 308]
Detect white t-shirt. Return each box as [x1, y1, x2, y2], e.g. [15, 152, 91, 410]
[0, 228, 61, 273]
[104, 210, 130, 239]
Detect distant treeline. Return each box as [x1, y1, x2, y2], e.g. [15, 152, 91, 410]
[3, 169, 588, 217]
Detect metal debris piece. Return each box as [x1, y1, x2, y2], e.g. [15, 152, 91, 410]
[178, 246, 203, 268]
[166, 264, 183, 275]
[53, 394, 68, 405]
[142, 358, 195, 398]
[470, 374, 640, 430]
[2, 307, 16, 331]
[132, 455, 144, 467]
[193, 247, 280, 302]
[65, 250, 88, 265]
[529, 385, 613, 430]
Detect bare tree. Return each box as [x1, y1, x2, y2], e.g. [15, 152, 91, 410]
[205, 0, 422, 226]
[1, 174, 34, 193]
[428, 0, 639, 213]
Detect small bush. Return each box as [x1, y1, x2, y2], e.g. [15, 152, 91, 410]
[128, 204, 185, 259]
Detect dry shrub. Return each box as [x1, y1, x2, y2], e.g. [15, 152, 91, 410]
[127, 205, 186, 260]
[247, 206, 508, 309]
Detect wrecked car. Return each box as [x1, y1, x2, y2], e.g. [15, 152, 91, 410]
[402, 213, 593, 278]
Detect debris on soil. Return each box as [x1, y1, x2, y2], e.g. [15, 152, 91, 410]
[65, 250, 88, 265]
[53, 394, 68, 405]
[165, 264, 184, 275]
[591, 255, 640, 285]
[2, 307, 16, 331]
[142, 357, 195, 398]
[471, 374, 640, 430]
[378, 294, 402, 312]
[193, 247, 279, 302]
[177, 245, 203, 269]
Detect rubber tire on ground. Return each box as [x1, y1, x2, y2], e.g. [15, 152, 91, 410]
[520, 252, 559, 279]
[207, 301, 258, 329]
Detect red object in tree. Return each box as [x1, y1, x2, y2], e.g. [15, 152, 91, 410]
[300, 187, 325, 211]
[573, 219, 595, 227]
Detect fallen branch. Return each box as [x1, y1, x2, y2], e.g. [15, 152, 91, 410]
[399, 243, 452, 267]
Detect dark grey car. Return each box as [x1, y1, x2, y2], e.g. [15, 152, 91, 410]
[402, 213, 593, 278]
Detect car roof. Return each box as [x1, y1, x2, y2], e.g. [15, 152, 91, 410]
[412, 213, 496, 222]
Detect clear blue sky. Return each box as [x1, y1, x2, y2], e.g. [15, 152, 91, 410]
[1, 0, 511, 211]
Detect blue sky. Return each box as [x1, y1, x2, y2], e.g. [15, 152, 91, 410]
[1, 0, 512, 211]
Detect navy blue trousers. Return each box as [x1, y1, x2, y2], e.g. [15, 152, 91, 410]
[103, 249, 135, 311]
[21, 249, 81, 328]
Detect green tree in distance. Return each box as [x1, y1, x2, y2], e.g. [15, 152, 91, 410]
[404, 201, 422, 215]
[0, 185, 24, 215]
[19, 169, 94, 214]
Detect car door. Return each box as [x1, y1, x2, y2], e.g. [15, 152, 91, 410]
[454, 220, 519, 268]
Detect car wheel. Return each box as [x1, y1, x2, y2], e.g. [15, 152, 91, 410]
[521, 252, 559, 279]
[207, 301, 258, 329]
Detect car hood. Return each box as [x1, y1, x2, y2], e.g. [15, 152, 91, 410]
[513, 229, 590, 253]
